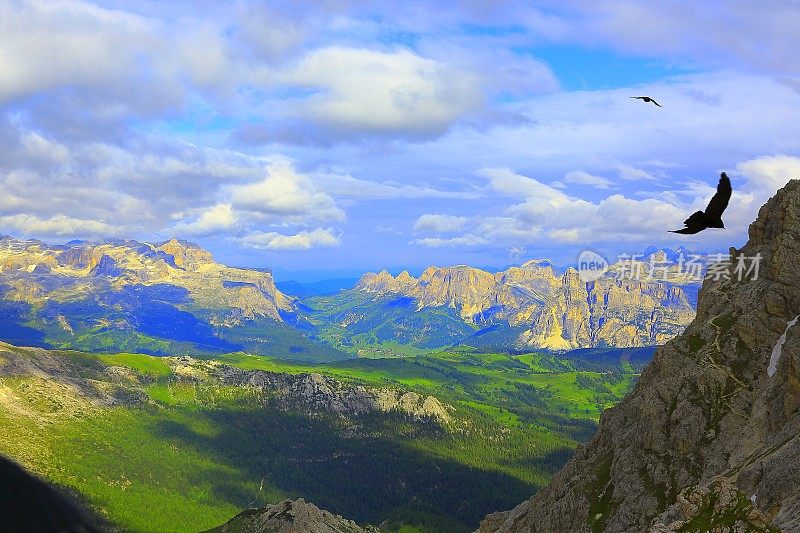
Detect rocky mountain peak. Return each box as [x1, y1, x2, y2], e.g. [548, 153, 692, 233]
[479, 179, 800, 532]
[207, 498, 374, 533]
[395, 270, 416, 284]
[354, 270, 397, 294]
[157, 238, 213, 269]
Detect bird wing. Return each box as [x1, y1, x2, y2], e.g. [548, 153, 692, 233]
[652, 99, 662, 107]
[683, 210, 705, 227]
[704, 172, 732, 218]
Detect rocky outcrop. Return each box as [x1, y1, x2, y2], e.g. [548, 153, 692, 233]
[356, 259, 695, 351]
[0, 343, 451, 426]
[207, 498, 375, 533]
[219, 367, 451, 422]
[478, 180, 800, 532]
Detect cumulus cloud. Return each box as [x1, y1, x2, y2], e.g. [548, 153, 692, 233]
[413, 214, 468, 233]
[280, 46, 482, 134]
[1, 1, 799, 268]
[231, 161, 344, 222]
[413, 157, 800, 256]
[173, 204, 236, 236]
[0, 214, 117, 238]
[0, 1, 159, 102]
[735, 155, 800, 192]
[241, 227, 341, 251]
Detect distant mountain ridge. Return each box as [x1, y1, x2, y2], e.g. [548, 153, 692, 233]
[354, 255, 696, 351]
[0, 236, 345, 361]
[0, 236, 699, 357]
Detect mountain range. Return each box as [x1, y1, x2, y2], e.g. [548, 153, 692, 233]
[354, 255, 696, 351]
[0, 236, 699, 359]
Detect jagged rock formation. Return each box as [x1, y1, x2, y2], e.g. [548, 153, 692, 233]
[207, 498, 375, 533]
[356, 257, 695, 350]
[478, 180, 800, 532]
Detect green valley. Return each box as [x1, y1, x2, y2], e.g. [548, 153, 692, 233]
[0, 341, 650, 532]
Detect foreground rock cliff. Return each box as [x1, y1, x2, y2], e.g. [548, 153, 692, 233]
[479, 180, 800, 531]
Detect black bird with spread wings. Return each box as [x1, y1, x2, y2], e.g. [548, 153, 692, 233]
[631, 96, 662, 107]
[670, 172, 732, 234]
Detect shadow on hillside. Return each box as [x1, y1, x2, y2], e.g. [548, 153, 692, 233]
[151, 407, 538, 531]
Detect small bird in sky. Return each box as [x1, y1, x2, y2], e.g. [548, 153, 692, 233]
[631, 96, 662, 107]
[670, 172, 732, 234]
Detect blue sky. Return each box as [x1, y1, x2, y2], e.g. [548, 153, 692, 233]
[1, 1, 800, 279]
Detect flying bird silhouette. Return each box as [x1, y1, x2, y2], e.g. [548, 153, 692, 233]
[631, 96, 662, 107]
[670, 172, 732, 235]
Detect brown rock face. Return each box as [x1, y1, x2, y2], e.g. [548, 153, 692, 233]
[357, 260, 695, 350]
[478, 180, 800, 532]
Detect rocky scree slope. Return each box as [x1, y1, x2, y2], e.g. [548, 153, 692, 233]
[478, 180, 800, 532]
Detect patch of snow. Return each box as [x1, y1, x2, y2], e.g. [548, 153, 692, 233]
[768, 315, 800, 377]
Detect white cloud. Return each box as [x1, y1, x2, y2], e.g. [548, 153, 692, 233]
[174, 204, 236, 236]
[479, 167, 570, 203]
[617, 164, 658, 181]
[281, 46, 482, 134]
[0, 1, 158, 101]
[562, 2, 800, 81]
[563, 170, 614, 189]
[735, 155, 800, 192]
[242, 227, 341, 251]
[411, 234, 488, 248]
[231, 161, 344, 222]
[0, 214, 117, 237]
[413, 214, 468, 233]
[314, 172, 478, 200]
[413, 156, 800, 254]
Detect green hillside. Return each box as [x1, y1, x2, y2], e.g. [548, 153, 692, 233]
[0, 343, 646, 532]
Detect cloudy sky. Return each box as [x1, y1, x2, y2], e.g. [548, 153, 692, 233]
[2, 1, 799, 279]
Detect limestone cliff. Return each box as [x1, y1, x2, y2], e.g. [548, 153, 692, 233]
[356, 259, 695, 351]
[478, 180, 800, 531]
